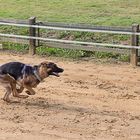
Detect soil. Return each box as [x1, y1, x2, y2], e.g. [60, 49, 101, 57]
[0, 53, 140, 140]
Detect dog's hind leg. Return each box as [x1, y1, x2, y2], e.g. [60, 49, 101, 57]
[3, 86, 12, 102]
[0, 75, 14, 102]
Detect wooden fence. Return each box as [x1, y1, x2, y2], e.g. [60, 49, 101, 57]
[0, 17, 139, 66]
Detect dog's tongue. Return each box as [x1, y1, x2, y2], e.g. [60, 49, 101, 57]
[52, 72, 59, 77]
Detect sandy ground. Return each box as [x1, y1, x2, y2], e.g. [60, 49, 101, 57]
[0, 53, 140, 140]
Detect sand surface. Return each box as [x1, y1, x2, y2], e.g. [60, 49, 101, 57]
[0, 53, 140, 140]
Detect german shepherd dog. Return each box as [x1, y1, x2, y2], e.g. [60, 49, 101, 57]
[0, 61, 64, 102]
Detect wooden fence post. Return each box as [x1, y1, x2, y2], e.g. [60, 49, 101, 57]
[29, 17, 36, 55]
[36, 22, 40, 47]
[130, 24, 139, 66]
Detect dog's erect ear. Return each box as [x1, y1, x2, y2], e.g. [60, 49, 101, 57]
[40, 61, 48, 67]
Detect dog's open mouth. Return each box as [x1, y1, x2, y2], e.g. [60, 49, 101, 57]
[51, 72, 60, 77]
[49, 67, 64, 77]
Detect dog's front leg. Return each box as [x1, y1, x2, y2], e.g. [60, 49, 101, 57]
[17, 86, 24, 93]
[3, 85, 12, 102]
[11, 83, 29, 99]
[23, 85, 36, 95]
[17, 86, 32, 97]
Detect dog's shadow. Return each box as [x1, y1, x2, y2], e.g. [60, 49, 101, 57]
[11, 96, 92, 114]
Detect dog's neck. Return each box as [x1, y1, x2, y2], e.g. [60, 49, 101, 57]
[35, 66, 49, 81]
[33, 70, 42, 82]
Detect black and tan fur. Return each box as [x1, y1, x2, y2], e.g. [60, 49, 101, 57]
[0, 61, 64, 102]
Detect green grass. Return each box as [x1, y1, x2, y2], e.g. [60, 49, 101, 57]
[0, 0, 140, 26]
[2, 43, 129, 62]
[3, 43, 28, 52]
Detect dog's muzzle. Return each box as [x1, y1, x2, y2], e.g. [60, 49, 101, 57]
[51, 68, 64, 77]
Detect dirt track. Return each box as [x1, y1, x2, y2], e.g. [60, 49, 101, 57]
[0, 53, 140, 140]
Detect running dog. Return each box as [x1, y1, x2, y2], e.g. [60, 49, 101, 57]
[0, 61, 64, 102]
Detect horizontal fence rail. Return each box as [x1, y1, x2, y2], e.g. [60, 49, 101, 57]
[0, 18, 132, 31]
[39, 22, 132, 32]
[40, 41, 130, 54]
[0, 33, 140, 49]
[0, 19, 28, 24]
[0, 22, 140, 35]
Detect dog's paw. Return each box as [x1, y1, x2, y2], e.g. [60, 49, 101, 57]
[25, 90, 35, 95]
[3, 98, 11, 103]
[17, 89, 22, 93]
[17, 95, 29, 98]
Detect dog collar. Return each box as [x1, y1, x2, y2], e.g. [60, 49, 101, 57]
[33, 70, 42, 82]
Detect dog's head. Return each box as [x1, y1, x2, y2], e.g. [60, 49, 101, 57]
[37, 61, 64, 78]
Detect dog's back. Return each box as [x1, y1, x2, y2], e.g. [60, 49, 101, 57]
[0, 62, 25, 80]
